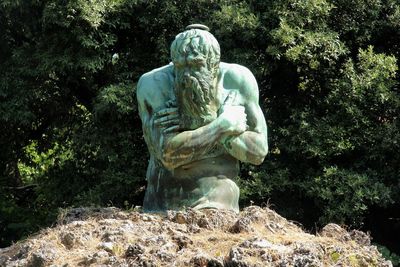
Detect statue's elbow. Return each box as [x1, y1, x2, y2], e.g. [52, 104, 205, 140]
[251, 155, 265, 165]
[252, 145, 268, 165]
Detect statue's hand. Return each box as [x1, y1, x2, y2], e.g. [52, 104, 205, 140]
[153, 107, 181, 134]
[218, 105, 248, 135]
[217, 90, 247, 136]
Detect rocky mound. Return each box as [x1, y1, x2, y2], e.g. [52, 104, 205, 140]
[0, 206, 392, 267]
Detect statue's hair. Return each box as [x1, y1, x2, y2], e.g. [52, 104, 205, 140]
[170, 29, 220, 72]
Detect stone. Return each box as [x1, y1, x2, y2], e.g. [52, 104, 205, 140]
[230, 217, 253, 233]
[137, 24, 268, 213]
[0, 255, 10, 267]
[320, 223, 351, 242]
[226, 247, 246, 266]
[28, 248, 56, 267]
[81, 251, 109, 265]
[8, 259, 28, 267]
[102, 230, 123, 242]
[60, 232, 75, 249]
[349, 229, 371, 246]
[172, 234, 193, 250]
[174, 212, 187, 224]
[98, 242, 114, 253]
[189, 253, 223, 267]
[8, 244, 30, 261]
[125, 244, 145, 258]
[0, 205, 393, 266]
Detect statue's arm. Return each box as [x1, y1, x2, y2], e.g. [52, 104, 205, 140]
[161, 115, 232, 169]
[136, 75, 164, 162]
[221, 69, 268, 165]
[137, 73, 244, 170]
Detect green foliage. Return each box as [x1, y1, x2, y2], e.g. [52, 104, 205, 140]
[310, 166, 391, 224]
[0, 0, 399, 254]
[243, 0, 400, 228]
[376, 244, 400, 266]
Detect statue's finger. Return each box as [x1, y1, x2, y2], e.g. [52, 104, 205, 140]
[163, 125, 180, 134]
[154, 107, 178, 117]
[154, 114, 179, 125]
[160, 119, 180, 127]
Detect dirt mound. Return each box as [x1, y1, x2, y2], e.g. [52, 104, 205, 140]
[0, 206, 392, 266]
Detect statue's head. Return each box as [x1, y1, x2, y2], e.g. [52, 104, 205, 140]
[171, 26, 220, 76]
[171, 25, 221, 129]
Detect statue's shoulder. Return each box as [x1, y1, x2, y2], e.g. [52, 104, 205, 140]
[219, 62, 256, 85]
[219, 62, 258, 99]
[137, 64, 174, 99]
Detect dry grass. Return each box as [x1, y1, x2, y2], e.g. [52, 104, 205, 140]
[0, 206, 390, 267]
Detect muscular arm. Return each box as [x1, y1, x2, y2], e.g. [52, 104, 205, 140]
[222, 103, 268, 165]
[220, 68, 268, 165]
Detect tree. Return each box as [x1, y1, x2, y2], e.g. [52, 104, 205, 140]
[0, 0, 399, 252]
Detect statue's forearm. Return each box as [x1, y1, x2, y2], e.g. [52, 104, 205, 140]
[161, 119, 225, 169]
[223, 131, 268, 165]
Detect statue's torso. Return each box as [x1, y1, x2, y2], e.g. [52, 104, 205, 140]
[142, 62, 247, 212]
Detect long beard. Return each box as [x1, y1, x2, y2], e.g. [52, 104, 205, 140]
[174, 68, 217, 129]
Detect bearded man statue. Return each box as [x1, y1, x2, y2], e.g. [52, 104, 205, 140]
[137, 24, 268, 212]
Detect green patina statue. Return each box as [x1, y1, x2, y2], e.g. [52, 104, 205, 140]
[137, 25, 268, 212]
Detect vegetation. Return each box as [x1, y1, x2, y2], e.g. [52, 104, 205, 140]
[1, 0, 399, 257]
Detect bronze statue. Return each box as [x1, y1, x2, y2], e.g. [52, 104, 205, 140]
[137, 25, 268, 212]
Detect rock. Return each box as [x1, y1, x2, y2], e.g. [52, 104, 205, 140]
[60, 232, 75, 249]
[7, 258, 28, 267]
[28, 248, 56, 267]
[98, 242, 114, 253]
[349, 229, 371, 246]
[320, 223, 350, 241]
[99, 218, 119, 226]
[0, 205, 392, 266]
[167, 211, 187, 224]
[116, 211, 128, 220]
[141, 214, 157, 222]
[107, 255, 118, 264]
[229, 217, 253, 233]
[9, 244, 31, 261]
[189, 253, 223, 267]
[125, 243, 145, 258]
[187, 224, 201, 233]
[0, 255, 10, 267]
[144, 235, 167, 246]
[120, 221, 135, 232]
[81, 250, 109, 265]
[102, 230, 123, 242]
[226, 247, 246, 266]
[197, 216, 210, 229]
[172, 234, 193, 250]
[292, 253, 322, 267]
[154, 242, 178, 262]
[241, 206, 267, 223]
[241, 238, 271, 248]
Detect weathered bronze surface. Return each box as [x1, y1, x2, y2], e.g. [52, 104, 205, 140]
[137, 25, 268, 212]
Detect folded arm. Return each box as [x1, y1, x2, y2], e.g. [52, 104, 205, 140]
[219, 69, 268, 165]
[137, 75, 237, 170]
[221, 101, 268, 165]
